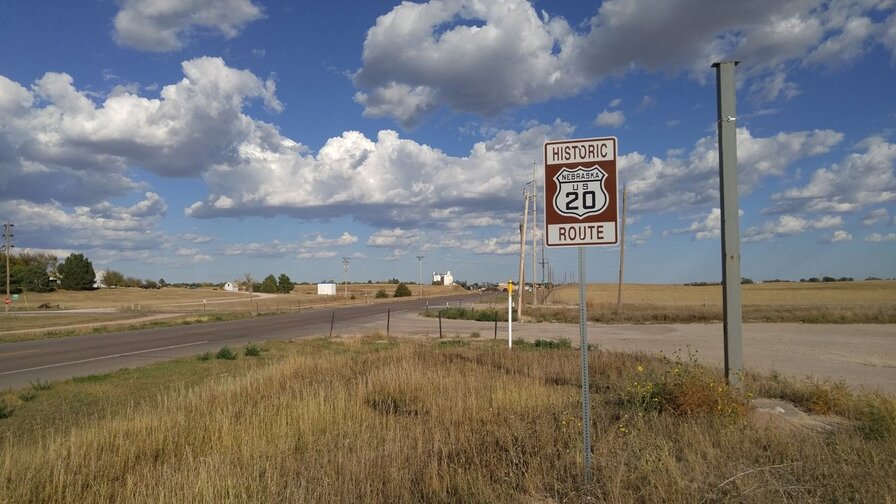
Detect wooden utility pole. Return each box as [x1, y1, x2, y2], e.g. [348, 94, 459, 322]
[3, 223, 12, 315]
[517, 188, 529, 320]
[616, 186, 627, 316]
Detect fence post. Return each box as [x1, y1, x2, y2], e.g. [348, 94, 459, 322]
[494, 311, 498, 339]
[387, 308, 391, 336]
[438, 312, 442, 339]
[329, 311, 335, 338]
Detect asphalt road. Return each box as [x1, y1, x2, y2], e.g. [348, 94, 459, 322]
[0, 294, 483, 390]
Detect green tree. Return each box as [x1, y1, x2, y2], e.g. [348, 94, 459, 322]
[16, 263, 53, 292]
[58, 253, 96, 290]
[103, 270, 125, 288]
[394, 282, 412, 298]
[277, 274, 294, 294]
[158, 278, 167, 287]
[259, 274, 279, 294]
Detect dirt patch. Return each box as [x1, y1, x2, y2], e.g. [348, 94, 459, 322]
[750, 398, 848, 432]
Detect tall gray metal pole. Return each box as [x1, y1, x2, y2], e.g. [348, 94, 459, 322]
[713, 61, 743, 388]
[577, 246, 592, 484]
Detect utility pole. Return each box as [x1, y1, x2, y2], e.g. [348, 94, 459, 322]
[342, 257, 351, 299]
[713, 60, 743, 389]
[416, 255, 425, 298]
[517, 187, 529, 320]
[616, 185, 627, 316]
[3, 223, 13, 315]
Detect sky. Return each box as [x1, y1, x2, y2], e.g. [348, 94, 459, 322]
[0, 0, 894, 285]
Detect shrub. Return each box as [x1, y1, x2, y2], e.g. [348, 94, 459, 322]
[244, 342, 263, 357]
[375, 289, 389, 299]
[30, 380, 53, 391]
[533, 338, 572, 349]
[215, 346, 238, 360]
[197, 352, 212, 361]
[394, 282, 412, 297]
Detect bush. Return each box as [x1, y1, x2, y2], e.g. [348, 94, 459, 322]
[215, 346, 238, 360]
[375, 289, 389, 299]
[394, 283, 412, 297]
[244, 342, 263, 357]
[30, 380, 52, 391]
[197, 352, 212, 361]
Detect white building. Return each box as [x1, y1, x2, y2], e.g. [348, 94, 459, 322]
[432, 271, 454, 286]
[317, 283, 337, 295]
[223, 282, 238, 292]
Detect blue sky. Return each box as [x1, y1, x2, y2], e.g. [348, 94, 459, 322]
[1, 0, 894, 285]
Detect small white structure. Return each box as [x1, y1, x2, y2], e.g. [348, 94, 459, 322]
[223, 282, 238, 292]
[94, 270, 107, 289]
[317, 283, 337, 295]
[432, 271, 454, 286]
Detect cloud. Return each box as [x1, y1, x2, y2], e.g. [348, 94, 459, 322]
[818, 230, 853, 243]
[301, 232, 359, 248]
[367, 228, 421, 248]
[667, 208, 724, 240]
[743, 214, 843, 242]
[861, 208, 890, 226]
[0, 57, 281, 206]
[865, 232, 896, 242]
[0, 193, 168, 251]
[767, 136, 896, 214]
[113, 0, 264, 52]
[630, 225, 653, 245]
[622, 127, 842, 214]
[353, 0, 895, 125]
[595, 109, 625, 128]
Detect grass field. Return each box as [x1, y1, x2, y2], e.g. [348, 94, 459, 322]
[536, 280, 896, 324]
[0, 284, 468, 341]
[1, 337, 893, 503]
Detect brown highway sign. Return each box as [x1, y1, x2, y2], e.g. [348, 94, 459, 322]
[543, 137, 618, 247]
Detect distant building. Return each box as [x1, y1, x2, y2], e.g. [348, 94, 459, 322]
[432, 271, 454, 286]
[317, 283, 337, 295]
[223, 282, 238, 292]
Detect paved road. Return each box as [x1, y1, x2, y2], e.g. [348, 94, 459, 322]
[0, 294, 482, 390]
[2, 295, 893, 394]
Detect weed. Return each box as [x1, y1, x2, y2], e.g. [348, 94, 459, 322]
[437, 339, 467, 348]
[0, 398, 12, 419]
[17, 390, 37, 402]
[858, 397, 896, 440]
[533, 338, 572, 349]
[197, 351, 212, 361]
[73, 373, 111, 384]
[469, 331, 481, 338]
[244, 342, 263, 357]
[215, 346, 238, 360]
[30, 379, 53, 391]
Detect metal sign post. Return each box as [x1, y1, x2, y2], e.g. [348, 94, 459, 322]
[507, 280, 513, 349]
[713, 61, 743, 389]
[544, 137, 618, 486]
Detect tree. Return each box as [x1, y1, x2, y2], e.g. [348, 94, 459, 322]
[277, 274, 294, 294]
[259, 274, 279, 294]
[58, 253, 96, 290]
[103, 270, 125, 288]
[394, 282, 412, 298]
[158, 278, 167, 287]
[16, 263, 53, 292]
[243, 273, 254, 293]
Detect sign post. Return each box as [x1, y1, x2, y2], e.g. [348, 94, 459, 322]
[544, 136, 618, 486]
[507, 280, 513, 349]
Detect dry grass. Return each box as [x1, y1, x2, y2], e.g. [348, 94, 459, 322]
[1, 338, 893, 503]
[539, 280, 896, 324]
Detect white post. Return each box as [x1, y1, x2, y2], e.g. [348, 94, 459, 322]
[507, 280, 513, 348]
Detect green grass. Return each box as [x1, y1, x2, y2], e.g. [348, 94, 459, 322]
[0, 338, 893, 503]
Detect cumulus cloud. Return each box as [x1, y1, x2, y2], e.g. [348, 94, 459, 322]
[743, 214, 843, 242]
[861, 208, 890, 226]
[666, 208, 725, 240]
[767, 136, 896, 214]
[818, 230, 853, 243]
[0, 57, 281, 206]
[622, 127, 842, 214]
[0, 193, 168, 251]
[353, 0, 895, 125]
[595, 109, 625, 128]
[865, 232, 896, 242]
[113, 0, 264, 52]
